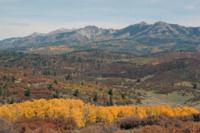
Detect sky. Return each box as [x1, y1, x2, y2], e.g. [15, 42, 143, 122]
[0, 0, 200, 39]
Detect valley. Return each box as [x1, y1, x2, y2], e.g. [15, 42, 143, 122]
[1, 22, 200, 132]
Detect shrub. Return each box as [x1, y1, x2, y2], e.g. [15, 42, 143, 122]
[0, 99, 198, 128]
[47, 84, 53, 90]
[73, 89, 80, 97]
[24, 88, 30, 97]
[0, 119, 13, 133]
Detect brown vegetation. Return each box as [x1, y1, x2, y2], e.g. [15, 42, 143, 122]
[2, 114, 200, 133]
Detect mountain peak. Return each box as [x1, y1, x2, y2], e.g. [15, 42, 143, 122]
[154, 21, 169, 26]
[28, 32, 44, 37]
[138, 21, 148, 25]
[48, 28, 76, 35]
[82, 26, 99, 30]
[76, 25, 116, 40]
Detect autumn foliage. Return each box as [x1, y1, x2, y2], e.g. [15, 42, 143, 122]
[0, 99, 198, 128]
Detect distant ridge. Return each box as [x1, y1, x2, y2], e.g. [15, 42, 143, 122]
[0, 21, 200, 55]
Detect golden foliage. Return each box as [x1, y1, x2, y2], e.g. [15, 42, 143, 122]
[0, 99, 198, 128]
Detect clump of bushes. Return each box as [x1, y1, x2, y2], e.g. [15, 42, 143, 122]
[116, 113, 200, 130]
[0, 99, 198, 128]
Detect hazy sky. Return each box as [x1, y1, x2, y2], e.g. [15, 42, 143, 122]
[0, 0, 200, 39]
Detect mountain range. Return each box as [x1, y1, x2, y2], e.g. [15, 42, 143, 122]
[1, 21, 200, 55]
